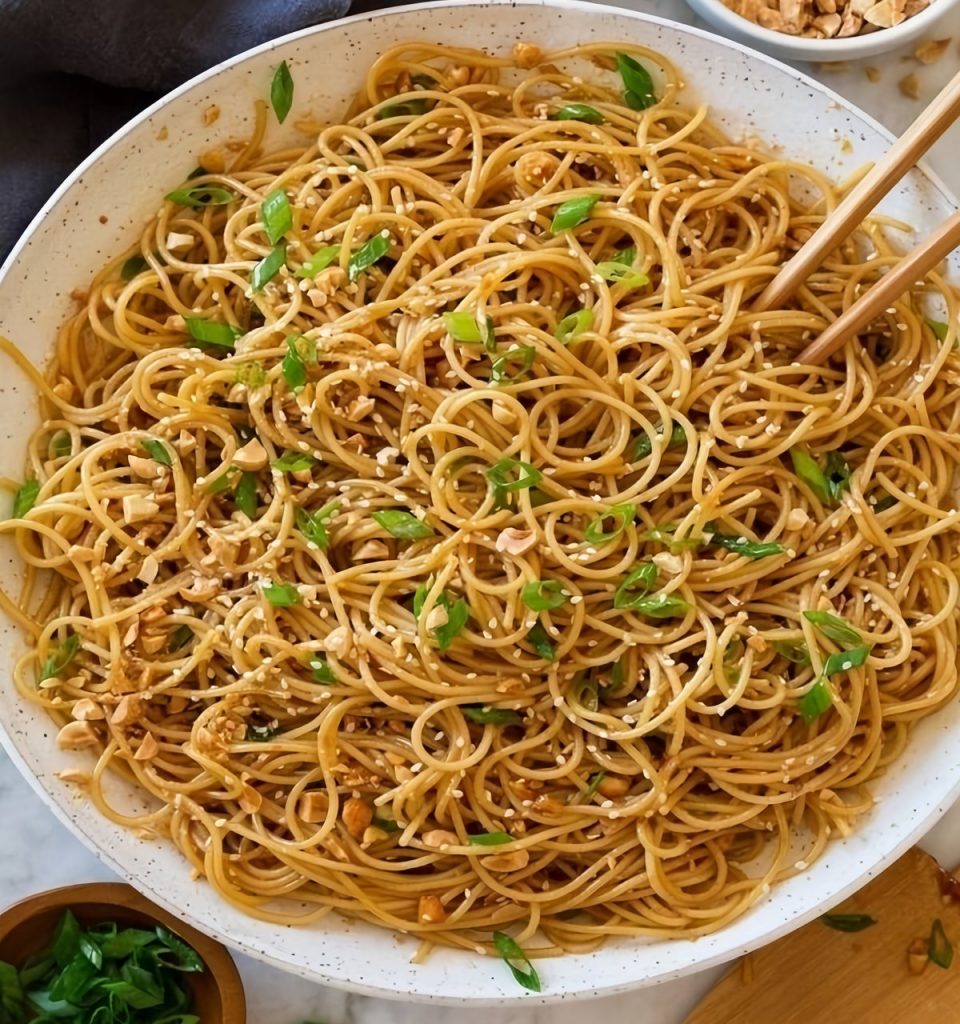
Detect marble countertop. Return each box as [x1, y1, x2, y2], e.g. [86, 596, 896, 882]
[4, 2, 960, 1021]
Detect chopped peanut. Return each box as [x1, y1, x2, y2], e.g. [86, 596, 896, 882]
[421, 829, 459, 848]
[57, 720, 100, 750]
[596, 775, 630, 798]
[122, 493, 160, 523]
[71, 698, 104, 721]
[512, 41, 544, 68]
[133, 731, 159, 760]
[111, 695, 143, 726]
[299, 791, 330, 822]
[342, 797, 373, 839]
[747, 634, 769, 653]
[515, 151, 560, 187]
[424, 605, 449, 631]
[907, 937, 929, 974]
[496, 528, 537, 556]
[418, 894, 448, 923]
[232, 437, 268, 471]
[481, 848, 530, 872]
[322, 625, 352, 657]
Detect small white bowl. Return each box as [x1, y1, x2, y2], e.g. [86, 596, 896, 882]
[686, 0, 960, 62]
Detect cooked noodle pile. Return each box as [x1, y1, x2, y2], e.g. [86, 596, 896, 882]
[3, 41, 960, 969]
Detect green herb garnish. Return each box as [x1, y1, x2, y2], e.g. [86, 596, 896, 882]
[262, 187, 293, 245]
[802, 610, 862, 647]
[434, 597, 469, 651]
[262, 582, 301, 607]
[630, 593, 690, 619]
[184, 317, 242, 349]
[493, 932, 541, 992]
[555, 308, 593, 344]
[12, 478, 40, 519]
[927, 319, 950, 342]
[164, 184, 234, 207]
[821, 913, 876, 932]
[526, 622, 555, 661]
[822, 644, 870, 677]
[296, 244, 341, 279]
[309, 657, 337, 684]
[929, 918, 953, 969]
[235, 362, 266, 388]
[550, 103, 604, 124]
[521, 580, 567, 612]
[348, 232, 390, 282]
[39, 633, 80, 683]
[790, 447, 851, 507]
[273, 451, 316, 472]
[580, 772, 606, 801]
[468, 831, 513, 845]
[463, 706, 522, 726]
[616, 52, 657, 110]
[584, 502, 635, 545]
[234, 471, 259, 519]
[799, 679, 832, 722]
[282, 334, 316, 392]
[271, 61, 294, 123]
[595, 261, 648, 288]
[551, 194, 601, 233]
[51, 433, 72, 459]
[121, 255, 149, 281]
[140, 438, 172, 467]
[774, 638, 810, 665]
[372, 509, 435, 540]
[613, 563, 658, 609]
[490, 345, 535, 384]
[296, 501, 339, 550]
[251, 243, 286, 291]
[708, 528, 786, 560]
[486, 458, 542, 508]
[631, 422, 687, 461]
[444, 311, 495, 349]
[167, 625, 193, 653]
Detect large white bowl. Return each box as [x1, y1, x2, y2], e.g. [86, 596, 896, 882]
[1, 0, 959, 1005]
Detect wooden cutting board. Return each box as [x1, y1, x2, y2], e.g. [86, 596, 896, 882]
[684, 848, 960, 1024]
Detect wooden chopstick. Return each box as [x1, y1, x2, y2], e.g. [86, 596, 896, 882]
[797, 209, 960, 365]
[754, 68, 960, 314]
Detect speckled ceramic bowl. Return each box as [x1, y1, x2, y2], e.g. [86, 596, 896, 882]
[0, 0, 959, 1006]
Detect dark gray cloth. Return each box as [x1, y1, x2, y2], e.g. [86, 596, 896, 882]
[0, 0, 353, 260]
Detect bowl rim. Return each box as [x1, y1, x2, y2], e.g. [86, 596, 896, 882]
[0, 882, 246, 1022]
[686, 0, 960, 56]
[2, 0, 960, 1006]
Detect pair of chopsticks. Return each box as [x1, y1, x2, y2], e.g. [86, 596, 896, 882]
[754, 68, 960, 366]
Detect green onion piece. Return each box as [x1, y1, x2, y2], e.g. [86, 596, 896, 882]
[612, 245, 637, 265]
[348, 232, 390, 282]
[167, 625, 193, 653]
[595, 262, 649, 288]
[555, 308, 593, 344]
[373, 508, 435, 540]
[774, 638, 810, 666]
[608, 657, 627, 693]
[187, 165, 207, 179]
[550, 103, 604, 124]
[372, 815, 399, 834]
[251, 244, 286, 291]
[928, 319, 950, 343]
[464, 706, 521, 725]
[121, 255, 149, 281]
[643, 525, 703, 552]
[802, 610, 862, 647]
[271, 60, 294, 123]
[205, 469, 235, 494]
[616, 51, 657, 110]
[262, 582, 301, 607]
[550, 193, 601, 233]
[929, 918, 953, 969]
[708, 528, 786, 560]
[444, 311, 495, 350]
[871, 492, 897, 512]
[413, 577, 433, 621]
[824, 450, 852, 504]
[630, 593, 691, 619]
[521, 580, 567, 612]
[185, 317, 243, 349]
[379, 98, 431, 118]
[434, 597, 469, 651]
[790, 447, 829, 503]
[273, 451, 316, 472]
[296, 244, 341, 279]
[724, 635, 744, 684]
[526, 622, 555, 661]
[823, 644, 870, 677]
[51, 432, 72, 459]
[468, 831, 513, 845]
[247, 722, 279, 741]
[493, 932, 541, 992]
[261, 187, 293, 245]
[486, 458, 543, 509]
[631, 422, 686, 461]
[491, 345, 535, 385]
[282, 334, 316, 391]
[12, 478, 40, 519]
[140, 438, 172, 467]
[39, 633, 80, 682]
[790, 447, 850, 507]
[295, 501, 339, 550]
[570, 673, 599, 712]
[164, 184, 234, 207]
[584, 502, 635, 544]
[235, 362, 267, 388]
[613, 564, 658, 610]
[580, 772, 606, 801]
[821, 913, 877, 932]
[234, 472, 258, 519]
[310, 657, 337, 683]
[799, 678, 832, 722]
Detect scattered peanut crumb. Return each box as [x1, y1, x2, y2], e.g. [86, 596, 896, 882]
[913, 38, 951, 64]
[865, 66, 881, 82]
[899, 72, 921, 100]
[203, 104, 221, 126]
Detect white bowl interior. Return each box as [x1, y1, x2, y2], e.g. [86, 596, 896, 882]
[1, 0, 959, 1005]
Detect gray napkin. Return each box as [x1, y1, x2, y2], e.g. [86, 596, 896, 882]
[0, 0, 353, 260]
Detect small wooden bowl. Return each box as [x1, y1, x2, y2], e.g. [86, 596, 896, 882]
[0, 882, 246, 1023]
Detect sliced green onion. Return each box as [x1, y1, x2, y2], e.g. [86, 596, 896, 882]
[580, 772, 606, 801]
[273, 451, 315, 472]
[310, 656, 337, 683]
[555, 308, 593, 344]
[204, 469, 236, 494]
[464, 707, 521, 725]
[373, 509, 435, 540]
[871, 491, 897, 512]
[372, 814, 400, 833]
[486, 458, 543, 509]
[570, 673, 599, 712]
[121, 255, 149, 280]
[631, 422, 686, 461]
[493, 932, 541, 992]
[262, 582, 301, 607]
[164, 184, 234, 207]
[185, 317, 242, 349]
[51, 432, 72, 459]
[584, 502, 635, 544]
[616, 52, 657, 110]
[234, 472, 258, 519]
[251, 244, 286, 291]
[612, 245, 636, 265]
[167, 625, 193, 653]
[708, 528, 786, 560]
[12, 478, 40, 519]
[802, 610, 862, 647]
[550, 194, 601, 233]
[348, 232, 390, 282]
[824, 450, 852, 504]
[282, 334, 316, 392]
[444, 311, 495, 350]
[929, 918, 953, 969]
[490, 345, 535, 384]
[39, 633, 80, 682]
[928, 319, 950, 343]
[379, 97, 431, 118]
[724, 635, 744, 684]
[434, 597, 469, 651]
[613, 563, 658, 610]
[468, 831, 513, 845]
[643, 524, 703, 552]
[235, 362, 266, 388]
[295, 502, 339, 551]
[799, 678, 832, 722]
[413, 577, 433, 621]
[526, 622, 555, 661]
[790, 447, 850, 507]
[821, 913, 876, 932]
[271, 61, 294, 123]
[296, 244, 341, 279]
[521, 580, 567, 612]
[140, 438, 172, 467]
[595, 262, 649, 288]
[774, 638, 810, 665]
[823, 644, 870, 677]
[550, 103, 604, 124]
[630, 593, 690, 619]
[261, 188, 293, 245]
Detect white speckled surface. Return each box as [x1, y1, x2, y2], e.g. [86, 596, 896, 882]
[2, 0, 960, 1019]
